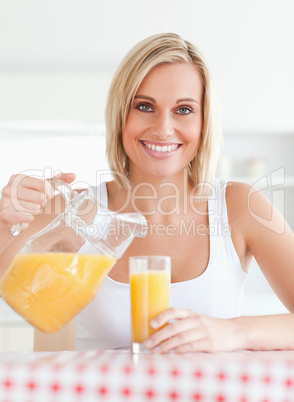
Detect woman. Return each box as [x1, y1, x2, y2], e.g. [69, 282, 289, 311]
[1, 33, 294, 353]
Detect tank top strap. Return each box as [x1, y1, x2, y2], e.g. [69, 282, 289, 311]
[207, 179, 228, 223]
[208, 179, 243, 272]
[89, 182, 108, 207]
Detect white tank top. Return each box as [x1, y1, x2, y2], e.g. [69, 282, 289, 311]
[76, 180, 247, 350]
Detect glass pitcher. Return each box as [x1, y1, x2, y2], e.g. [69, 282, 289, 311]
[0, 182, 147, 333]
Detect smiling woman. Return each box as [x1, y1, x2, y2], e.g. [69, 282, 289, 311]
[1, 33, 294, 354]
[105, 33, 222, 192]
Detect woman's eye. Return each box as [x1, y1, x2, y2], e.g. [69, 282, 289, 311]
[176, 107, 192, 115]
[137, 104, 153, 112]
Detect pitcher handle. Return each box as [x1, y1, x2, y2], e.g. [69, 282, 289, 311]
[11, 179, 74, 237]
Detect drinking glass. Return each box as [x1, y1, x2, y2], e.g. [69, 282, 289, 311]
[129, 256, 171, 353]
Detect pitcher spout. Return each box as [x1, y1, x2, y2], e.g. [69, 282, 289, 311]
[79, 209, 147, 259]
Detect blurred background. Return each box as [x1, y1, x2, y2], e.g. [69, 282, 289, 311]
[0, 0, 293, 351]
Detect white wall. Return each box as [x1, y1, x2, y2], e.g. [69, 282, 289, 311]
[0, 0, 293, 130]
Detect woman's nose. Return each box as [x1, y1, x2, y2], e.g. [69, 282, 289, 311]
[151, 113, 174, 139]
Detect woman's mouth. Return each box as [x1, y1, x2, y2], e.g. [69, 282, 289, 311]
[140, 140, 182, 157]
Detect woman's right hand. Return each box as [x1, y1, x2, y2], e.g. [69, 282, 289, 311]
[0, 172, 76, 234]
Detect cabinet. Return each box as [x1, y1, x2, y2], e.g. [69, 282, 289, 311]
[0, 299, 34, 352]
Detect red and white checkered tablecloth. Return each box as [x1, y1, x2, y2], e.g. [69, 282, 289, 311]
[0, 349, 293, 402]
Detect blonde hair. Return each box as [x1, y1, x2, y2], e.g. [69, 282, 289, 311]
[105, 32, 222, 191]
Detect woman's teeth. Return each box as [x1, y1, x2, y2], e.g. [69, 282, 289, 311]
[143, 142, 178, 153]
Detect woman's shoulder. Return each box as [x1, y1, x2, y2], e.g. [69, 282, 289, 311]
[224, 180, 280, 237]
[225, 180, 252, 205]
[225, 180, 271, 216]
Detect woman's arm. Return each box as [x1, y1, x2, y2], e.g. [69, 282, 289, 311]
[144, 182, 294, 353]
[229, 182, 294, 312]
[143, 309, 294, 353]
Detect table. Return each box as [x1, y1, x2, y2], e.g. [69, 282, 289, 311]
[0, 349, 293, 402]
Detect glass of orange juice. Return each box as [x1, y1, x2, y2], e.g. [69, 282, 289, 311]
[129, 256, 171, 354]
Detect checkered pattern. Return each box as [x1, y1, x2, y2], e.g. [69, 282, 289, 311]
[0, 350, 293, 401]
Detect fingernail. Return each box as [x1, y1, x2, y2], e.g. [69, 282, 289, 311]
[152, 347, 161, 354]
[54, 172, 62, 179]
[150, 320, 158, 329]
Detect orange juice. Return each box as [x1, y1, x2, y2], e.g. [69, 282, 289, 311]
[130, 270, 170, 343]
[0, 253, 116, 333]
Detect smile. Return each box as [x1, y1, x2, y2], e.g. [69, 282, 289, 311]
[140, 140, 182, 154]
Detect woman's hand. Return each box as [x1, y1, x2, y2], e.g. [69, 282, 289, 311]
[144, 307, 240, 353]
[0, 172, 76, 234]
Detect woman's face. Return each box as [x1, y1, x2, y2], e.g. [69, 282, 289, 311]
[123, 62, 203, 181]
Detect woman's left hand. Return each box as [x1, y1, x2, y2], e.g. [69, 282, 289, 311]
[143, 307, 240, 353]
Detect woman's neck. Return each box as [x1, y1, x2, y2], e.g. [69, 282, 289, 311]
[125, 168, 195, 216]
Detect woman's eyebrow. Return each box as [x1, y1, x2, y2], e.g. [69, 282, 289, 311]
[134, 95, 156, 103]
[176, 98, 199, 105]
